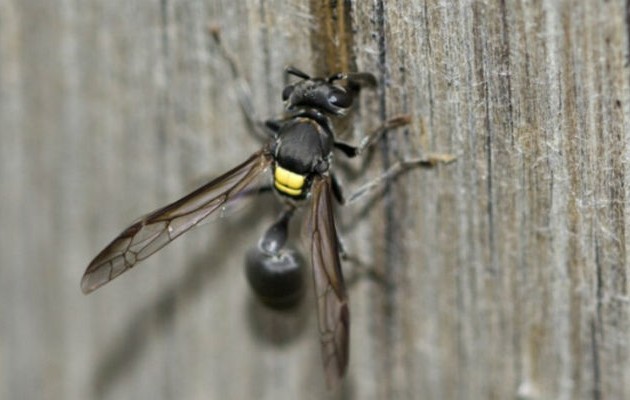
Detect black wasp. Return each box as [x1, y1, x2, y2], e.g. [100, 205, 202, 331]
[81, 65, 443, 387]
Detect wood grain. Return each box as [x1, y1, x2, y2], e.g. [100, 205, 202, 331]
[0, 1, 628, 399]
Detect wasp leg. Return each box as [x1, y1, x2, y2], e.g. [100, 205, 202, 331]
[330, 173, 345, 204]
[334, 154, 454, 289]
[207, 27, 275, 141]
[332, 231, 388, 288]
[343, 258, 388, 288]
[345, 154, 456, 204]
[330, 175, 388, 287]
[334, 115, 412, 158]
[329, 150, 454, 206]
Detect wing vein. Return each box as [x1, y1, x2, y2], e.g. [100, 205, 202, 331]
[81, 150, 272, 294]
[309, 176, 349, 388]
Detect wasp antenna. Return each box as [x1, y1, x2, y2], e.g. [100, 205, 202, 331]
[346, 72, 377, 89]
[285, 66, 311, 80]
[327, 72, 346, 83]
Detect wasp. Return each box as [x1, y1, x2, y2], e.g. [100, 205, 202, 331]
[81, 64, 449, 387]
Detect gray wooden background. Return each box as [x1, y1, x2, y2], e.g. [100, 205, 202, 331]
[1, 1, 629, 399]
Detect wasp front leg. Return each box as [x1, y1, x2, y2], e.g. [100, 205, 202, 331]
[207, 26, 277, 141]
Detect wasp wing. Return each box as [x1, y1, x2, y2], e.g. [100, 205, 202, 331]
[81, 149, 273, 294]
[308, 176, 349, 387]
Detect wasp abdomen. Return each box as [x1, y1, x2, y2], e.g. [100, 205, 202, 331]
[245, 247, 306, 309]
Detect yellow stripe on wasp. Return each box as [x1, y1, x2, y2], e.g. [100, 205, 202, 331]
[274, 165, 306, 197]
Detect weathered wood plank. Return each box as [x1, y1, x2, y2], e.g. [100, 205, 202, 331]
[0, 1, 628, 399]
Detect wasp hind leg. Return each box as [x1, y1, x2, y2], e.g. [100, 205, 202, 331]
[330, 174, 388, 287]
[330, 153, 455, 293]
[335, 231, 389, 288]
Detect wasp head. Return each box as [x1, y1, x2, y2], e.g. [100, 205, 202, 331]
[281, 67, 367, 115]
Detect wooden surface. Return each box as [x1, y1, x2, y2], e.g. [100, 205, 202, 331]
[1, 1, 629, 399]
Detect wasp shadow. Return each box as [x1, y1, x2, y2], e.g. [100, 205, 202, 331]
[244, 291, 310, 347]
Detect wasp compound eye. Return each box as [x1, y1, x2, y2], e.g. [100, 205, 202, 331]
[245, 247, 306, 310]
[327, 87, 352, 109]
